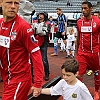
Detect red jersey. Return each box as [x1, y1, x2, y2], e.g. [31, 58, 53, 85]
[77, 16, 100, 53]
[0, 15, 44, 88]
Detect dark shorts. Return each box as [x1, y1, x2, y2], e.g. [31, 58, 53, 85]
[55, 31, 67, 40]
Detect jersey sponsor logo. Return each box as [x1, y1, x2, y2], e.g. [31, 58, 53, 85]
[0, 35, 10, 48]
[81, 26, 92, 32]
[72, 93, 77, 98]
[30, 35, 38, 43]
[27, 28, 33, 33]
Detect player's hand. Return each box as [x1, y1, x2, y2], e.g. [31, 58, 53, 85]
[31, 86, 42, 97]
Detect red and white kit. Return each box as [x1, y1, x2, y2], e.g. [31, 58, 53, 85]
[77, 15, 100, 90]
[0, 15, 44, 100]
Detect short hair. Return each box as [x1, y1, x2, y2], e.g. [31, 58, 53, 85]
[94, 10, 100, 15]
[61, 59, 79, 74]
[56, 7, 62, 11]
[49, 16, 53, 19]
[82, 1, 92, 8]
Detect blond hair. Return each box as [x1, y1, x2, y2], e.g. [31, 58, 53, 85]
[69, 27, 74, 33]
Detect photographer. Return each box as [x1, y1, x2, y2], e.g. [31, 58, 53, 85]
[32, 12, 51, 81]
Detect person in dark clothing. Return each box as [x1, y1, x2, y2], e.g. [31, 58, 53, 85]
[32, 12, 50, 81]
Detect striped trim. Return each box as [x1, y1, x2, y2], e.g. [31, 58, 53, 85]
[9, 21, 16, 36]
[31, 46, 40, 53]
[7, 21, 16, 84]
[98, 52, 100, 66]
[0, 60, 3, 69]
[7, 49, 11, 84]
[14, 82, 22, 100]
[81, 19, 93, 52]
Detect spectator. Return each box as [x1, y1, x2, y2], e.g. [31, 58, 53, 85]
[76, 1, 100, 100]
[33, 59, 93, 100]
[66, 1, 70, 6]
[32, 12, 50, 81]
[0, 0, 44, 99]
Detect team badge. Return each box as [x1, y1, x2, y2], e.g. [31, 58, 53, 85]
[72, 93, 77, 98]
[11, 30, 17, 40]
[93, 22, 96, 28]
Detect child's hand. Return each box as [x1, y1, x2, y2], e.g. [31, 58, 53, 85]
[33, 91, 39, 97]
[31, 86, 42, 97]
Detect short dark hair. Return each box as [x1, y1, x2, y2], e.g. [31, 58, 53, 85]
[56, 7, 62, 11]
[82, 1, 92, 8]
[61, 59, 79, 74]
[94, 10, 100, 15]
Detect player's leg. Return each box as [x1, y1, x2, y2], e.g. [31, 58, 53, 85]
[2, 80, 31, 100]
[76, 54, 87, 81]
[92, 53, 100, 100]
[87, 53, 100, 100]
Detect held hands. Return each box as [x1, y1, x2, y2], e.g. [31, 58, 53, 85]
[31, 86, 42, 97]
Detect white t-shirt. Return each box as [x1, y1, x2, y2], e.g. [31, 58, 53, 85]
[49, 79, 93, 100]
[67, 34, 75, 43]
[67, 34, 75, 50]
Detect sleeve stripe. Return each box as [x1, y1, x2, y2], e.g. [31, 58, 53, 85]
[31, 46, 40, 53]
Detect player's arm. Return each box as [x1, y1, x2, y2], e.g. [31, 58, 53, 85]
[20, 24, 44, 95]
[62, 15, 67, 35]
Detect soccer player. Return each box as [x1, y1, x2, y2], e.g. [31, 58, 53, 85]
[51, 8, 67, 56]
[0, 0, 44, 99]
[76, 1, 100, 100]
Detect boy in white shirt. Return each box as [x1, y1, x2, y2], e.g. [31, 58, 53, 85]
[33, 59, 93, 100]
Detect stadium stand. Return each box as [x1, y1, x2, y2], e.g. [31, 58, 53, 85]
[33, 0, 99, 13]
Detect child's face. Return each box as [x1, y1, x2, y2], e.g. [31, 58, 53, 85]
[69, 29, 73, 35]
[62, 68, 77, 85]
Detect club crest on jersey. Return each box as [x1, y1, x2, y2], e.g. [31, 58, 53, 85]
[72, 93, 77, 98]
[93, 22, 96, 28]
[30, 35, 38, 43]
[11, 30, 17, 40]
